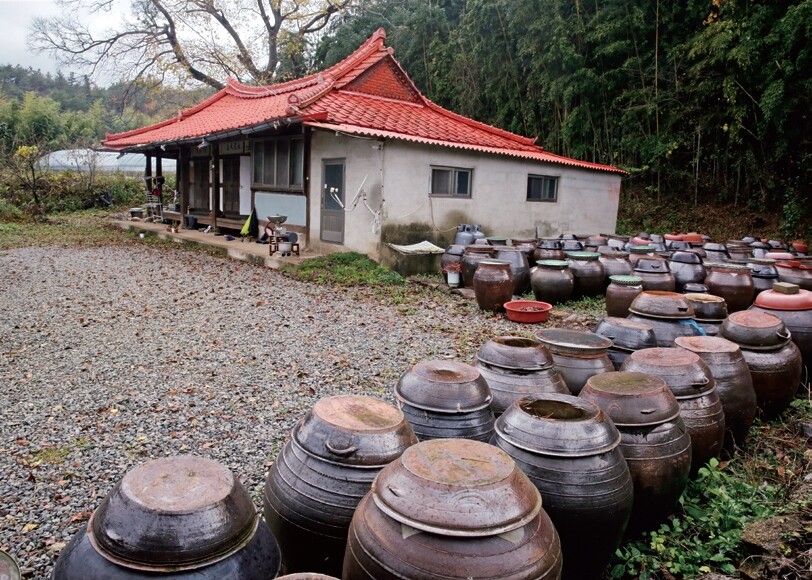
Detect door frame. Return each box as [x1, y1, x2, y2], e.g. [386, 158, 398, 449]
[321, 158, 346, 244]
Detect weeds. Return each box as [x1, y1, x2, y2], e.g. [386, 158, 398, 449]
[282, 252, 405, 287]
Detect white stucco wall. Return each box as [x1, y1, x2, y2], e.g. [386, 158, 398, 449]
[308, 130, 622, 260]
[308, 130, 385, 257]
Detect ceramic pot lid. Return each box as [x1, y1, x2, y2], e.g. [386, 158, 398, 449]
[634, 258, 670, 272]
[534, 328, 613, 354]
[87, 456, 258, 572]
[579, 371, 681, 426]
[669, 250, 703, 264]
[565, 251, 600, 261]
[395, 360, 493, 413]
[593, 317, 657, 351]
[475, 336, 554, 371]
[674, 335, 741, 355]
[371, 439, 541, 537]
[684, 293, 728, 322]
[720, 310, 791, 349]
[752, 287, 812, 311]
[621, 348, 715, 398]
[495, 394, 621, 457]
[294, 395, 417, 467]
[628, 291, 695, 319]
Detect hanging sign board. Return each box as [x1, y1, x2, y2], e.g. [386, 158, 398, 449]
[219, 140, 250, 155]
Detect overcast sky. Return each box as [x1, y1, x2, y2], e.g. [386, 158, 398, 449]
[0, 0, 122, 80]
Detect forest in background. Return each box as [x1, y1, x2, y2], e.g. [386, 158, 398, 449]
[0, 0, 809, 237]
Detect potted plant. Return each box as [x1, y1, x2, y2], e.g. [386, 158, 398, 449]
[443, 261, 462, 288]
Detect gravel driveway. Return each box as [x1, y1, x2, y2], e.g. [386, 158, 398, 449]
[0, 245, 519, 578]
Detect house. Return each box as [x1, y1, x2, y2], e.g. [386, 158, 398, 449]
[103, 28, 626, 267]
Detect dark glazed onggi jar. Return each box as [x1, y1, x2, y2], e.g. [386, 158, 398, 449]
[704, 263, 755, 312]
[461, 245, 496, 287]
[579, 372, 691, 533]
[531, 260, 574, 304]
[566, 251, 605, 298]
[495, 247, 531, 295]
[605, 275, 643, 318]
[492, 395, 632, 580]
[343, 439, 563, 580]
[634, 258, 676, 292]
[473, 260, 514, 312]
[598, 251, 632, 289]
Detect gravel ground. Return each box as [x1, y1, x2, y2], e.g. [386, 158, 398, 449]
[0, 244, 531, 578]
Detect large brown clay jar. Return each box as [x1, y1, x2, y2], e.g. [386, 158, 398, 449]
[704, 263, 755, 312]
[605, 275, 643, 318]
[531, 260, 574, 304]
[461, 245, 496, 287]
[493, 395, 633, 580]
[598, 252, 632, 289]
[750, 286, 812, 373]
[566, 251, 605, 298]
[621, 348, 725, 474]
[473, 260, 514, 312]
[674, 336, 757, 452]
[580, 372, 692, 533]
[495, 247, 531, 295]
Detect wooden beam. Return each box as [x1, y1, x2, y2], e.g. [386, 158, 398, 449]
[212, 147, 220, 234]
[179, 147, 189, 228]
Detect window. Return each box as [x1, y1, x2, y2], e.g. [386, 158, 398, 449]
[253, 137, 304, 190]
[430, 166, 472, 197]
[527, 175, 558, 202]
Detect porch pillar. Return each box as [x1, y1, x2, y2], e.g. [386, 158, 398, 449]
[144, 154, 152, 194]
[179, 147, 189, 228]
[212, 146, 220, 235]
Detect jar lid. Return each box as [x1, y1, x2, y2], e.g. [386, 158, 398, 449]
[634, 258, 670, 273]
[609, 275, 643, 287]
[622, 348, 716, 398]
[536, 259, 569, 268]
[534, 328, 613, 354]
[475, 336, 555, 371]
[294, 395, 417, 467]
[565, 251, 600, 261]
[706, 262, 752, 273]
[629, 245, 656, 254]
[580, 371, 681, 426]
[752, 287, 812, 311]
[669, 250, 703, 264]
[395, 360, 493, 412]
[371, 439, 541, 537]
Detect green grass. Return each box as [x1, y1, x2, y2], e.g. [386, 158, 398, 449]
[282, 252, 405, 286]
[556, 295, 607, 317]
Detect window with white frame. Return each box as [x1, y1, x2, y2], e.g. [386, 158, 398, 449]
[253, 137, 304, 190]
[527, 174, 558, 202]
[430, 166, 472, 197]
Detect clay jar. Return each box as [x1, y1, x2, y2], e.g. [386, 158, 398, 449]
[534, 239, 565, 262]
[626, 291, 703, 347]
[54, 456, 282, 580]
[669, 250, 707, 292]
[621, 348, 725, 473]
[263, 395, 417, 576]
[776, 260, 812, 290]
[495, 247, 531, 295]
[750, 285, 812, 373]
[566, 251, 605, 298]
[747, 259, 780, 295]
[531, 260, 574, 304]
[395, 360, 496, 442]
[704, 263, 755, 312]
[605, 275, 644, 318]
[343, 439, 563, 580]
[598, 252, 633, 289]
[535, 328, 614, 395]
[473, 260, 514, 312]
[684, 292, 728, 337]
[473, 336, 569, 416]
[593, 316, 657, 370]
[492, 395, 633, 580]
[720, 311, 803, 417]
[461, 245, 496, 287]
[674, 336, 757, 451]
[634, 258, 676, 292]
[579, 372, 692, 533]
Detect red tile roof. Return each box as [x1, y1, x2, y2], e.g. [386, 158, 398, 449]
[103, 29, 625, 175]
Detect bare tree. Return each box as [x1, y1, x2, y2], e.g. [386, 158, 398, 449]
[29, 0, 354, 91]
